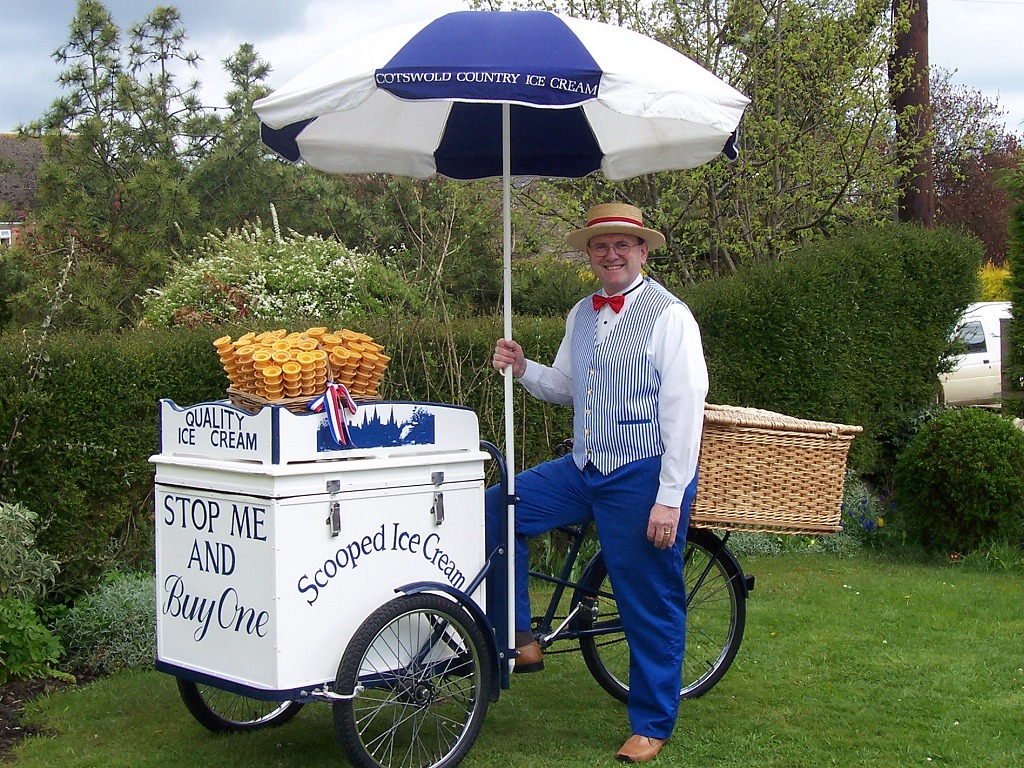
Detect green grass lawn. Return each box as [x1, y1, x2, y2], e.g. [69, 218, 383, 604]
[14, 552, 1024, 767]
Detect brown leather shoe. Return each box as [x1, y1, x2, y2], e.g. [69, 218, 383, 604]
[513, 641, 544, 673]
[615, 735, 667, 763]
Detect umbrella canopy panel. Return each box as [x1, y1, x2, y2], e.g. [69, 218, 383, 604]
[378, 10, 602, 106]
[257, 10, 749, 180]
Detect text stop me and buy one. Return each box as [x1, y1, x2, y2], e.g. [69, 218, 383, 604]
[159, 493, 270, 642]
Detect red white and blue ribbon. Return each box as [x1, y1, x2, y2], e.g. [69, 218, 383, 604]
[308, 383, 358, 446]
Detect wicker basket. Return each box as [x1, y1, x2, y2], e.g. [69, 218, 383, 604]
[228, 387, 318, 415]
[691, 404, 863, 536]
[227, 387, 381, 415]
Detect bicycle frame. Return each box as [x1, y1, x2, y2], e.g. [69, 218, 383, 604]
[526, 524, 743, 652]
[528, 525, 606, 647]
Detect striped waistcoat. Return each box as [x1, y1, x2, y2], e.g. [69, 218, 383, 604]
[571, 279, 680, 474]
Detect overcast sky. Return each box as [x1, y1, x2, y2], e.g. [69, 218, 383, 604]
[2, 0, 1022, 136]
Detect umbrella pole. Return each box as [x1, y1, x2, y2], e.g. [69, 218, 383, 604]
[502, 104, 514, 478]
[502, 103, 516, 669]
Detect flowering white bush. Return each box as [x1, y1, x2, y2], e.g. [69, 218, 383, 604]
[142, 224, 425, 327]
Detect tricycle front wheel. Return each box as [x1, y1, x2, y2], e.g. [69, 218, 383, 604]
[333, 593, 493, 768]
[176, 679, 303, 732]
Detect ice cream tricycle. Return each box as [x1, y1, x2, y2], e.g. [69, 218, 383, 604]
[145, 7, 873, 764]
[153, 365, 859, 768]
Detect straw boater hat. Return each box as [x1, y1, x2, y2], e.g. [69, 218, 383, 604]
[566, 202, 667, 252]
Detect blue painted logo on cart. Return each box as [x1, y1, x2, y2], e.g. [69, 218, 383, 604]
[316, 405, 436, 451]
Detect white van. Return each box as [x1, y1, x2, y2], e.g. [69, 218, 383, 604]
[939, 301, 1012, 406]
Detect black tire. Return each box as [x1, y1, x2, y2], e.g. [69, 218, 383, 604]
[576, 527, 746, 701]
[176, 679, 303, 732]
[333, 593, 493, 768]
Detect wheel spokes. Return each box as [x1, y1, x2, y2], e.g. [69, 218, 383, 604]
[348, 605, 483, 767]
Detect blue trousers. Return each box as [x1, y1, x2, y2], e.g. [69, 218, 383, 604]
[485, 454, 696, 738]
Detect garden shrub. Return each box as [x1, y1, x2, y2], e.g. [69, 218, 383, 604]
[0, 328, 227, 598]
[511, 255, 596, 317]
[839, 473, 894, 550]
[978, 262, 1010, 302]
[55, 571, 156, 675]
[892, 408, 1024, 554]
[1002, 168, 1024, 419]
[0, 597, 63, 684]
[141, 223, 429, 327]
[726, 533, 784, 558]
[0, 501, 59, 602]
[0, 223, 987, 591]
[958, 540, 1024, 574]
[0, 501, 64, 684]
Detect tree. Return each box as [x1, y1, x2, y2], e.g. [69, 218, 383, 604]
[931, 67, 1022, 266]
[14, 0, 1013, 329]
[186, 42, 297, 238]
[10, 2, 515, 328]
[189, 50, 515, 315]
[11, 1, 207, 329]
[890, 0, 934, 226]
[475, 0, 920, 284]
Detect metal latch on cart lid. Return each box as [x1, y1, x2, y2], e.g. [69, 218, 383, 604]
[431, 472, 445, 526]
[326, 479, 342, 537]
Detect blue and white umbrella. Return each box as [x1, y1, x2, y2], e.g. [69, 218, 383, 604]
[254, 10, 748, 649]
[256, 10, 748, 180]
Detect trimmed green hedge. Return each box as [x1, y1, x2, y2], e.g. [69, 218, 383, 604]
[0, 329, 225, 597]
[683, 223, 981, 472]
[0, 223, 981, 596]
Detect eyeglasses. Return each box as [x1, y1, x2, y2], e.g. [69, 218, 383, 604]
[588, 240, 642, 257]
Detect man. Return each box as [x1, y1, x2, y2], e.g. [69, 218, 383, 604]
[487, 202, 708, 763]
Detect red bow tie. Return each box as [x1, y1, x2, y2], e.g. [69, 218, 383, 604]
[592, 294, 625, 313]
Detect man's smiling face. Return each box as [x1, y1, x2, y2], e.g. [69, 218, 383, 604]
[587, 233, 649, 295]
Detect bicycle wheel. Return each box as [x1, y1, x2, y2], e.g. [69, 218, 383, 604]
[576, 527, 746, 701]
[333, 593, 493, 768]
[176, 679, 303, 732]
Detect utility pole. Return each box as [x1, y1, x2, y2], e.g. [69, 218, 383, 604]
[892, 0, 935, 227]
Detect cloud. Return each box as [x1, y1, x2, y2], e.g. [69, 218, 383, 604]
[929, 0, 1024, 131]
[4, 0, 1021, 134]
[2, 0, 466, 128]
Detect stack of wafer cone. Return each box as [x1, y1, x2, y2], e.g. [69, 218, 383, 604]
[319, 330, 389, 399]
[214, 326, 387, 401]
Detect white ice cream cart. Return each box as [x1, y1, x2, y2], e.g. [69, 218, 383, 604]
[158, 381, 886, 768]
[152, 397, 510, 767]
